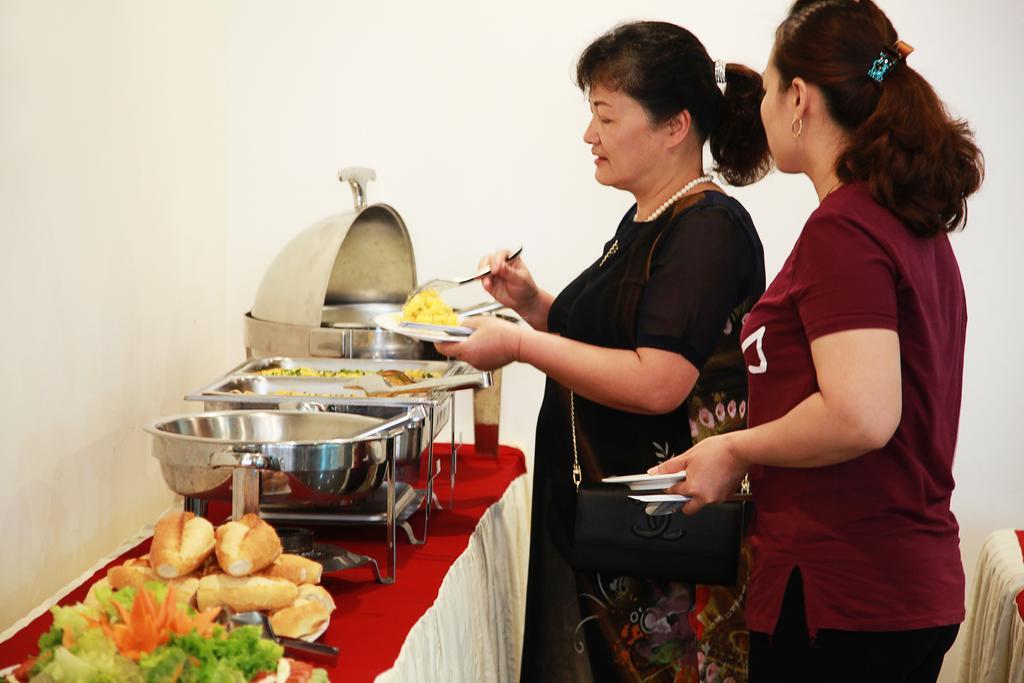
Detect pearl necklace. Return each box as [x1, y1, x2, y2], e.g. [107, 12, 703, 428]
[636, 174, 714, 222]
[599, 174, 713, 268]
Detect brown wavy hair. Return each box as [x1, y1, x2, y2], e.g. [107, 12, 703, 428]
[577, 21, 772, 186]
[774, 0, 984, 236]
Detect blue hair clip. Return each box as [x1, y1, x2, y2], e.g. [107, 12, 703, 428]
[867, 51, 897, 82]
[867, 40, 914, 83]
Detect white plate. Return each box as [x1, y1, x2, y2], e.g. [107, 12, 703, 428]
[628, 494, 691, 503]
[300, 617, 329, 643]
[629, 493, 691, 516]
[0, 664, 17, 678]
[374, 312, 471, 343]
[602, 471, 686, 491]
[399, 321, 475, 336]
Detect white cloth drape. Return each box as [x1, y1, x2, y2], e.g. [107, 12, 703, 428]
[958, 529, 1024, 683]
[375, 473, 531, 683]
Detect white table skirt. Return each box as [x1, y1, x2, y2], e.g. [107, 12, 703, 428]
[958, 529, 1024, 683]
[376, 472, 532, 682]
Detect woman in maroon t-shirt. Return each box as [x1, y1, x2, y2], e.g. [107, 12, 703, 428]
[653, 1, 984, 681]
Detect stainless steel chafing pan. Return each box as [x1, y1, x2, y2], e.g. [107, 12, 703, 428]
[199, 376, 365, 399]
[146, 408, 425, 514]
[229, 356, 458, 383]
[194, 374, 489, 401]
[185, 357, 489, 485]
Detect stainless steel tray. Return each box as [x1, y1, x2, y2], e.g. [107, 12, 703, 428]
[187, 357, 477, 408]
[234, 356, 457, 378]
[196, 376, 367, 400]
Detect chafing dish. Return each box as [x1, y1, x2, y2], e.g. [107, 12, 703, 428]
[146, 409, 424, 510]
[185, 356, 488, 550]
[146, 408, 426, 583]
[217, 166, 489, 565]
[186, 357, 488, 486]
[244, 167, 438, 360]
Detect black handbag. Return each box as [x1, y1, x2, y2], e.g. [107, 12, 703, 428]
[569, 392, 750, 585]
[572, 485, 749, 584]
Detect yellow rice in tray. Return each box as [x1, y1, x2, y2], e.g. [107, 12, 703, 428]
[255, 367, 439, 380]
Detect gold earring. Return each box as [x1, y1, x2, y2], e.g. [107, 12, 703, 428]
[791, 118, 803, 138]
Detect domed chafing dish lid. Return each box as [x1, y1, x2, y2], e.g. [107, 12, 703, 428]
[250, 167, 417, 328]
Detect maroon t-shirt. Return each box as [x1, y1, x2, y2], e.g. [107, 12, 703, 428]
[740, 182, 967, 634]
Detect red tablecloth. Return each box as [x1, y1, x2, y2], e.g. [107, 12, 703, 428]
[0, 444, 527, 682]
[1017, 530, 1024, 621]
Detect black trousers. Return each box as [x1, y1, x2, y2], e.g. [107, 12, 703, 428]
[749, 570, 959, 683]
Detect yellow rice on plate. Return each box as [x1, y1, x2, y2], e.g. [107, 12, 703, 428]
[402, 289, 458, 325]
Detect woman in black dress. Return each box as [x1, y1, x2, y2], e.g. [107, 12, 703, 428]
[437, 22, 771, 682]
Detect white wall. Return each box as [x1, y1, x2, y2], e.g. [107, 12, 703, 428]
[223, 2, 1023, 680]
[1, 1, 1020, 679]
[0, 1, 230, 633]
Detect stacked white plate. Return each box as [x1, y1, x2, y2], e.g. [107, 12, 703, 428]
[601, 471, 690, 504]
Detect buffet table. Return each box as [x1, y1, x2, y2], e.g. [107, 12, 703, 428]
[0, 444, 530, 682]
[958, 529, 1024, 683]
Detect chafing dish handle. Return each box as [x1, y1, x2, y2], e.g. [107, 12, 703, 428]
[209, 447, 283, 470]
[357, 405, 428, 441]
[281, 401, 326, 413]
[338, 166, 376, 210]
[207, 447, 282, 520]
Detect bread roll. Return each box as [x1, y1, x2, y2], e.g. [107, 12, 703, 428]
[261, 554, 323, 585]
[196, 573, 298, 612]
[103, 552, 200, 603]
[108, 556, 157, 590]
[269, 597, 331, 639]
[215, 514, 282, 577]
[151, 512, 216, 579]
[84, 577, 112, 611]
[297, 584, 336, 612]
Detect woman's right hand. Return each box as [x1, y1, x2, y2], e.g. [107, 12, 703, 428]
[479, 250, 541, 314]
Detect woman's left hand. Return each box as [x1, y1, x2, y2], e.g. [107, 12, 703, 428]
[650, 433, 748, 514]
[434, 316, 525, 371]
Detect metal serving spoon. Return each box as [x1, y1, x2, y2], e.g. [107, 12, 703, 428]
[229, 610, 339, 666]
[343, 371, 491, 397]
[408, 246, 523, 300]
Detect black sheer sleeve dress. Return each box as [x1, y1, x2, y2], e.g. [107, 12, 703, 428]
[519, 191, 765, 683]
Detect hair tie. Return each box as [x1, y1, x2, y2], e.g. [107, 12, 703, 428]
[867, 40, 914, 83]
[714, 59, 727, 94]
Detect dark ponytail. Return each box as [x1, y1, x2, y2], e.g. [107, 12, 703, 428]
[576, 21, 772, 186]
[775, 0, 984, 236]
[712, 64, 774, 186]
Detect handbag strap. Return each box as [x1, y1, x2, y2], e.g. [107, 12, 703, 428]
[569, 207, 677, 493]
[570, 391, 582, 491]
